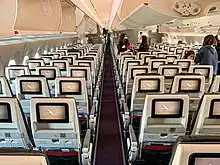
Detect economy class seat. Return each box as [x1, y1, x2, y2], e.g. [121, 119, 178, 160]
[35, 66, 61, 96]
[0, 77, 13, 97]
[26, 59, 45, 75]
[0, 149, 50, 165]
[158, 65, 182, 93]
[173, 59, 194, 73]
[60, 56, 76, 66]
[148, 59, 168, 73]
[0, 98, 33, 149]
[5, 66, 30, 96]
[50, 59, 69, 76]
[16, 75, 50, 117]
[191, 94, 220, 135]
[171, 74, 205, 129]
[122, 59, 141, 84]
[30, 97, 92, 165]
[55, 77, 89, 135]
[169, 135, 220, 165]
[67, 66, 93, 98]
[128, 94, 189, 164]
[164, 55, 180, 64]
[209, 75, 220, 93]
[40, 55, 54, 65]
[140, 54, 157, 65]
[188, 65, 213, 92]
[119, 55, 137, 75]
[137, 52, 151, 59]
[125, 65, 151, 95]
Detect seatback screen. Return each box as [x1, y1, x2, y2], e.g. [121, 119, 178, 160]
[36, 103, 69, 123]
[60, 80, 81, 95]
[189, 153, 220, 165]
[209, 99, 220, 118]
[131, 69, 148, 79]
[138, 79, 160, 92]
[71, 69, 87, 79]
[0, 103, 12, 122]
[42, 57, 52, 65]
[28, 62, 41, 71]
[177, 61, 190, 69]
[40, 69, 56, 80]
[152, 61, 165, 69]
[152, 99, 183, 118]
[0, 81, 2, 94]
[193, 68, 210, 79]
[162, 68, 178, 78]
[169, 47, 175, 52]
[179, 79, 201, 92]
[61, 57, 73, 65]
[166, 56, 177, 63]
[53, 62, 66, 71]
[176, 49, 183, 54]
[127, 61, 140, 70]
[9, 69, 25, 80]
[20, 80, 42, 94]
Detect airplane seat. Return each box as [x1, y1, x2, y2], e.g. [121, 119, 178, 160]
[40, 55, 54, 65]
[209, 75, 220, 93]
[5, 66, 30, 96]
[0, 77, 13, 97]
[76, 60, 96, 84]
[119, 55, 137, 75]
[126, 66, 151, 95]
[130, 75, 165, 134]
[140, 55, 157, 65]
[191, 94, 220, 136]
[55, 77, 89, 136]
[0, 98, 34, 149]
[164, 55, 180, 64]
[128, 94, 189, 164]
[158, 65, 182, 93]
[26, 59, 45, 75]
[169, 135, 220, 165]
[67, 66, 93, 99]
[16, 76, 50, 117]
[148, 59, 168, 73]
[122, 59, 141, 84]
[188, 65, 213, 92]
[30, 97, 92, 165]
[60, 56, 76, 66]
[157, 52, 168, 58]
[0, 149, 50, 165]
[35, 67, 61, 97]
[173, 59, 193, 73]
[67, 53, 80, 60]
[137, 52, 151, 59]
[50, 60, 69, 76]
[171, 74, 205, 129]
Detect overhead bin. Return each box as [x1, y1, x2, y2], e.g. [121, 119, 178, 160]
[120, 3, 175, 28]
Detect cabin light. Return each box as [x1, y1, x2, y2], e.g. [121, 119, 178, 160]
[23, 56, 29, 65]
[8, 59, 16, 66]
[43, 50, 48, 54]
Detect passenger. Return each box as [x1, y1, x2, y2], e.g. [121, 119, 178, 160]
[138, 35, 149, 52]
[215, 29, 220, 60]
[120, 37, 133, 52]
[195, 35, 218, 75]
[117, 33, 126, 54]
[184, 50, 195, 60]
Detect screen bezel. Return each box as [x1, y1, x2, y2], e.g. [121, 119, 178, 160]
[42, 57, 52, 65]
[193, 67, 210, 79]
[178, 78, 201, 93]
[0, 103, 12, 123]
[59, 80, 82, 95]
[9, 69, 25, 80]
[131, 68, 148, 79]
[36, 103, 69, 123]
[20, 80, 43, 95]
[61, 57, 73, 65]
[152, 61, 166, 69]
[209, 99, 220, 118]
[52, 62, 67, 71]
[151, 99, 183, 118]
[138, 78, 160, 93]
[162, 68, 179, 78]
[126, 61, 140, 70]
[177, 61, 190, 69]
[188, 153, 220, 165]
[28, 62, 41, 71]
[78, 62, 91, 68]
[39, 69, 56, 80]
[71, 69, 87, 80]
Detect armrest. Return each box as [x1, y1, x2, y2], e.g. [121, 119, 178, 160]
[127, 125, 138, 162]
[81, 129, 92, 165]
[89, 105, 96, 131]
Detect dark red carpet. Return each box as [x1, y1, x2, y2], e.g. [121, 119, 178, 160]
[94, 52, 124, 165]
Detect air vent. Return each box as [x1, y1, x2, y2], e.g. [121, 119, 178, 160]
[208, 6, 219, 13]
